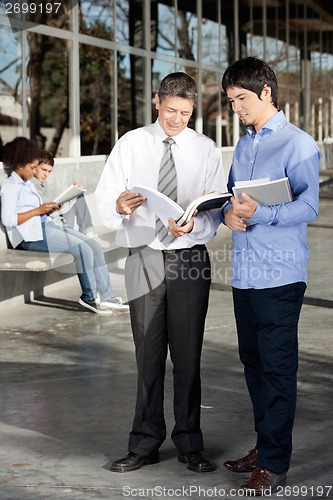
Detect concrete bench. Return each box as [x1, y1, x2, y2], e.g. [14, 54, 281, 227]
[0, 222, 127, 304]
[0, 219, 77, 302]
[0, 191, 127, 304]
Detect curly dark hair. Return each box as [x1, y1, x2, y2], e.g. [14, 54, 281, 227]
[5, 137, 40, 172]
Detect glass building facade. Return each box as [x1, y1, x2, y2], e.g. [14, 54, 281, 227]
[1, 0, 333, 162]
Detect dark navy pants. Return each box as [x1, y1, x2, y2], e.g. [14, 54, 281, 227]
[232, 282, 306, 474]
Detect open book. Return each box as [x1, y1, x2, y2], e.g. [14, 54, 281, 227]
[132, 185, 231, 227]
[232, 177, 292, 205]
[53, 185, 87, 205]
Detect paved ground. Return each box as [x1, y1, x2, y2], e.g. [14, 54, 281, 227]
[0, 188, 332, 500]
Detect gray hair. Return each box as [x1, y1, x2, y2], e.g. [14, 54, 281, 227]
[158, 72, 198, 107]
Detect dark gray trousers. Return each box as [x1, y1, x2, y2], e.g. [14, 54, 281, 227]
[125, 245, 211, 455]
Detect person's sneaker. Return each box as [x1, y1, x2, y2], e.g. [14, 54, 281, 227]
[99, 296, 129, 312]
[79, 297, 113, 315]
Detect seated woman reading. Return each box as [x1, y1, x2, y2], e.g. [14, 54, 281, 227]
[0, 137, 127, 314]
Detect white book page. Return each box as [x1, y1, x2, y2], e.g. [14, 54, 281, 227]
[232, 177, 292, 205]
[132, 185, 183, 227]
[234, 178, 270, 188]
[53, 185, 86, 205]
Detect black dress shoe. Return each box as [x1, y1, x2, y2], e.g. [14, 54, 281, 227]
[178, 451, 214, 472]
[110, 451, 159, 473]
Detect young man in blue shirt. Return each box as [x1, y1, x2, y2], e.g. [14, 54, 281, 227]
[221, 57, 320, 495]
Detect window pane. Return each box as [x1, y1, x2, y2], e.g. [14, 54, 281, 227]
[116, 0, 129, 44]
[80, 44, 113, 155]
[3, 0, 72, 31]
[116, 0, 145, 48]
[279, 45, 302, 129]
[0, 26, 22, 145]
[80, 0, 114, 39]
[202, 71, 222, 144]
[176, 4, 198, 61]
[202, 2, 220, 66]
[118, 53, 145, 137]
[27, 33, 71, 156]
[155, 2, 176, 56]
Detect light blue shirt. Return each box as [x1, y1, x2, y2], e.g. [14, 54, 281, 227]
[221, 110, 320, 289]
[1, 171, 44, 248]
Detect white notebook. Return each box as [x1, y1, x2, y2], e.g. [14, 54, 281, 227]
[232, 177, 292, 205]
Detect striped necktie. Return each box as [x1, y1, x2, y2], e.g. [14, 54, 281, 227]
[155, 137, 177, 246]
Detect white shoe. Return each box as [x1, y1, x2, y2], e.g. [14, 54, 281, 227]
[99, 296, 129, 311]
[79, 297, 113, 315]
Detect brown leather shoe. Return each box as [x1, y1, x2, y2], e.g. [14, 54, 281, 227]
[240, 466, 287, 495]
[223, 448, 258, 473]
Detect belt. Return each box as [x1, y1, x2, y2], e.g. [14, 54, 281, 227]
[129, 244, 206, 256]
[163, 248, 182, 253]
[129, 245, 205, 255]
[163, 246, 206, 256]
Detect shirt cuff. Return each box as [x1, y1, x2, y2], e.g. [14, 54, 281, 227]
[248, 204, 268, 224]
[191, 215, 204, 234]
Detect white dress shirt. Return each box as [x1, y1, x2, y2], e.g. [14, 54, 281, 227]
[95, 119, 226, 249]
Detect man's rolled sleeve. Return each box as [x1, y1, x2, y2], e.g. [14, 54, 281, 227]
[246, 203, 268, 225]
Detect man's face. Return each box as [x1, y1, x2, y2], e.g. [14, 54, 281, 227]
[35, 162, 53, 182]
[226, 85, 274, 131]
[155, 94, 194, 137]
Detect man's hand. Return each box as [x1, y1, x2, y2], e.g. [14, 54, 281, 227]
[231, 193, 257, 219]
[168, 215, 195, 237]
[116, 190, 146, 215]
[224, 204, 247, 232]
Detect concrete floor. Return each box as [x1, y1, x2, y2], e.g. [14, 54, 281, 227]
[0, 190, 332, 499]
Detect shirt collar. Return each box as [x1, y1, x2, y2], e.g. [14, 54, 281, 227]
[11, 171, 36, 191]
[31, 176, 44, 188]
[153, 118, 190, 148]
[11, 171, 26, 184]
[247, 109, 286, 136]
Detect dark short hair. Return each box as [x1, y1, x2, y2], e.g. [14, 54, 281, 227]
[158, 72, 198, 107]
[222, 57, 278, 109]
[39, 149, 54, 167]
[5, 137, 40, 172]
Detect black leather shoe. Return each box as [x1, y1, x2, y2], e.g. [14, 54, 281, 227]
[110, 451, 159, 473]
[178, 451, 214, 473]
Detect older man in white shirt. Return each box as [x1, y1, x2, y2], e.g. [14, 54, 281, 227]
[96, 72, 226, 473]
